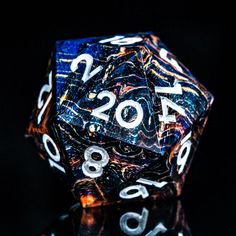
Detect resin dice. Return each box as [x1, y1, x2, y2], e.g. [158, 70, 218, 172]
[27, 32, 213, 207]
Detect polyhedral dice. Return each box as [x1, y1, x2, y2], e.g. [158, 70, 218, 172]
[27, 32, 213, 208]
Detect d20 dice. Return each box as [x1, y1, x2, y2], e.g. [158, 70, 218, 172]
[27, 32, 213, 208]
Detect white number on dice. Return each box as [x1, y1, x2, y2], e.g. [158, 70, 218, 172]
[158, 96, 186, 123]
[136, 178, 167, 188]
[82, 145, 109, 178]
[177, 131, 192, 174]
[70, 53, 103, 83]
[91, 90, 144, 129]
[155, 83, 182, 95]
[159, 48, 183, 73]
[91, 91, 116, 121]
[155, 82, 186, 124]
[99, 35, 143, 45]
[42, 134, 65, 173]
[116, 100, 143, 129]
[37, 71, 52, 124]
[119, 185, 149, 199]
[119, 178, 167, 199]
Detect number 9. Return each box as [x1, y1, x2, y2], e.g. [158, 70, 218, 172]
[177, 132, 192, 174]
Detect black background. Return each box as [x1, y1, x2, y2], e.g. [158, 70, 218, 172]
[0, 1, 235, 235]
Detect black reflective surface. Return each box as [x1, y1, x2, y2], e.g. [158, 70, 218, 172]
[40, 200, 190, 236]
[1, 1, 235, 236]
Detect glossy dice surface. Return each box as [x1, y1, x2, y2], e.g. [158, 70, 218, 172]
[27, 32, 213, 207]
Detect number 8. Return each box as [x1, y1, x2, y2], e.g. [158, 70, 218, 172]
[82, 145, 109, 178]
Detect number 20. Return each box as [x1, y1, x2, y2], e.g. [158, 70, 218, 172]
[91, 91, 143, 129]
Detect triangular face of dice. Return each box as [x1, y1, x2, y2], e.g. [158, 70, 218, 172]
[141, 35, 214, 156]
[55, 32, 154, 116]
[56, 41, 161, 154]
[55, 38, 122, 113]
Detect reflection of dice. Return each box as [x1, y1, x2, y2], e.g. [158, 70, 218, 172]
[27, 32, 214, 208]
[40, 201, 191, 236]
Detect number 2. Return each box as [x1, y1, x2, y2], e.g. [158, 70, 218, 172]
[70, 53, 103, 83]
[91, 91, 116, 121]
